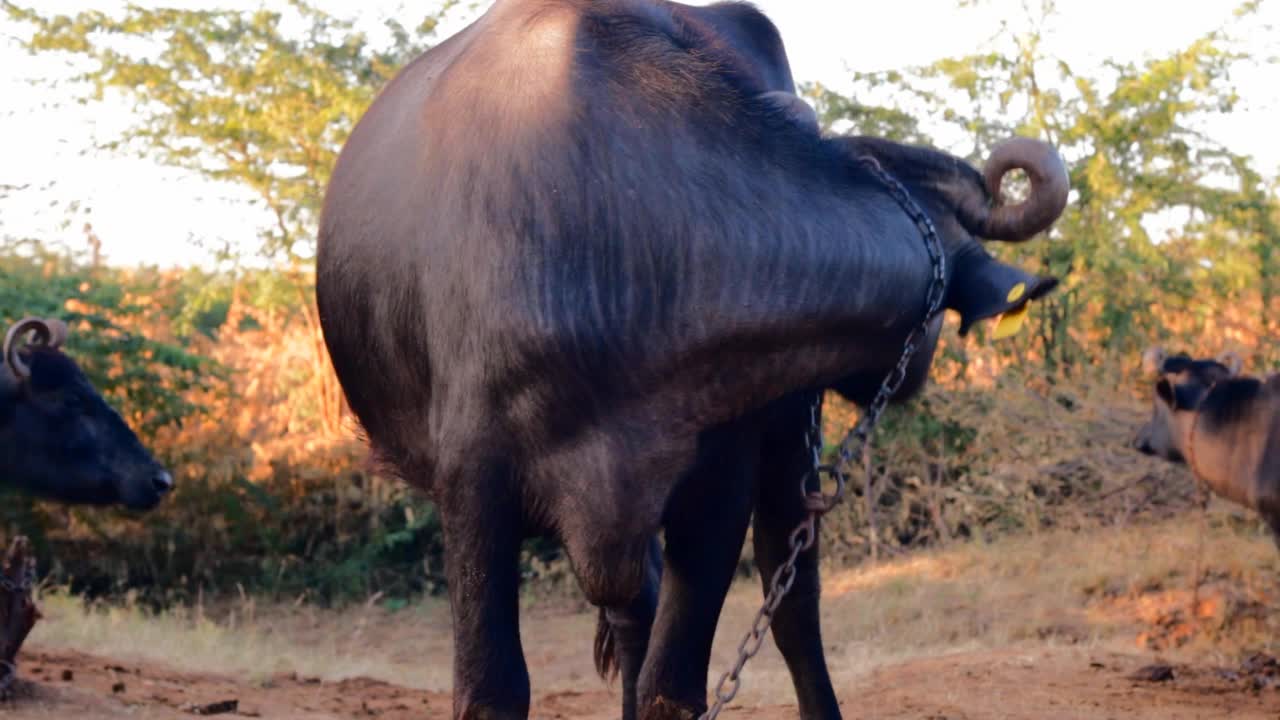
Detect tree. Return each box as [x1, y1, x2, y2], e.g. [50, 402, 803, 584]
[4, 0, 468, 433]
[805, 0, 1279, 371]
[5, 0, 463, 263]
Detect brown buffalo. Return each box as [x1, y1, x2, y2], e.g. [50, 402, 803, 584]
[1134, 347, 1280, 546]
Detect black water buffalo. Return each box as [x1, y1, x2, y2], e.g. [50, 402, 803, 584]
[0, 317, 173, 510]
[316, 1, 1069, 718]
[1134, 347, 1280, 548]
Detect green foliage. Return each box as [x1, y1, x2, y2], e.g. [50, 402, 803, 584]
[2, 0, 1278, 607]
[0, 240, 211, 433]
[0, 239, 214, 571]
[0, 240, 565, 606]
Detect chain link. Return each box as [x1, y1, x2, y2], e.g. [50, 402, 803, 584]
[700, 155, 948, 720]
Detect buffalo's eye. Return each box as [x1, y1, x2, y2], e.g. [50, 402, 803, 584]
[56, 389, 96, 417]
[62, 420, 97, 456]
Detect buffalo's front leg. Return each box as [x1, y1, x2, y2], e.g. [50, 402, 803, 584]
[438, 463, 530, 720]
[753, 392, 841, 720]
[638, 425, 759, 720]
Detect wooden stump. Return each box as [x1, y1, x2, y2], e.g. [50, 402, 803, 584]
[0, 537, 39, 699]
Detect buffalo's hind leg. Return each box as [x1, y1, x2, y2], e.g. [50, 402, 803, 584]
[637, 424, 759, 720]
[436, 458, 531, 720]
[753, 391, 841, 719]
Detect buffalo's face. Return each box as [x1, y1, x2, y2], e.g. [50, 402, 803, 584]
[1132, 347, 1241, 462]
[1133, 387, 1186, 462]
[1, 320, 173, 511]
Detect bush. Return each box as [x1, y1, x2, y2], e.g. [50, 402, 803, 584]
[0, 239, 1264, 609]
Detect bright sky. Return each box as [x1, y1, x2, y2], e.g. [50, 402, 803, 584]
[1, 0, 1276, 268]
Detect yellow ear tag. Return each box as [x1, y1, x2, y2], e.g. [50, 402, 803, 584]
[993, 303, 1029, 340]
[992, 283, 1030, 341]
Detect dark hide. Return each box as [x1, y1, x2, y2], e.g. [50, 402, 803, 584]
[316, 1, 1066, 718]
[0, 346, 172, 511]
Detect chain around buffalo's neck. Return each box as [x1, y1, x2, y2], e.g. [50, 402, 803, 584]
[700, 155, 949, 720]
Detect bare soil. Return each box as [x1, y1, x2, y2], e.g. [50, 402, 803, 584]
[8, 513, 1280, 719]
[5, 643, 1280, 719]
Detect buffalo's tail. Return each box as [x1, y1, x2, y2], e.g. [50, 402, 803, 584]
[593, 607, 619, 682]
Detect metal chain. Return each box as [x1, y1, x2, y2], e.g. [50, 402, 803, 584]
[700, 155, 948, 720]
[0, 572, 30, 595]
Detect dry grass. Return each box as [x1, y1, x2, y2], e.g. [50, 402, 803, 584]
[25, 586, 605, 693]
[714, 503, 1280, 703]
[24, 505, 1280, 707]
[812, 364, 1206, 570]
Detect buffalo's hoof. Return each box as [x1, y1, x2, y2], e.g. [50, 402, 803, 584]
[640, 696, 702, 720]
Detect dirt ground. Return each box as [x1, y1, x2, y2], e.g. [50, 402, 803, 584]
[6, 643, 1280, 719]
[7, 515, 1280, 719]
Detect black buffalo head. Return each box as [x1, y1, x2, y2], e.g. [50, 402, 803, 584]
[840, 134, 1070, 338]
[1131, 345, 1243, 462]
[826, 133, 1070, 406]
[0, 317, 173, 510]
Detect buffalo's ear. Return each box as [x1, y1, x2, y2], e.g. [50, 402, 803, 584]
[1141, 346, 1167, 377]
[1216, 350, 1243, 376]
[946, 247, 1058, 337]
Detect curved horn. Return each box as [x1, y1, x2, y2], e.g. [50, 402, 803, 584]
[45, 318, 69, 349]
[4, 317, 54, 381]
[1141, 345, 1167, 378]
[979, 137, 1070, 242]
